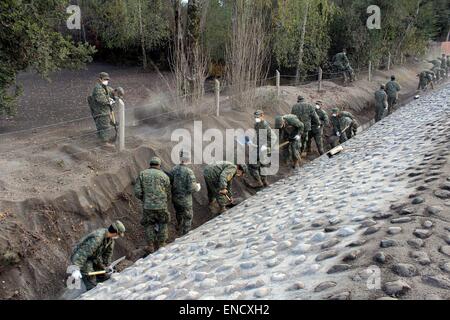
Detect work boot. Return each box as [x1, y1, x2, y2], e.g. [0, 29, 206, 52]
[143, 244, 155, 256]
[218, 206, 227, 215]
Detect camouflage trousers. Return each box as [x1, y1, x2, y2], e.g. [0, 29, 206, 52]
[387, 96, 398, 114]
[282, 140, 301, 165]
[306, 127, 325, 155]
[248, 162, 268, 185]
[141, 209, 170, 246]
[204, 177, 231, 209]
[375, 104, 387, 122]
[173, 202, 193, 236]
[80, 260, 109, 291]
[300, 131, 309, 154]
[90, 109, 114, 143]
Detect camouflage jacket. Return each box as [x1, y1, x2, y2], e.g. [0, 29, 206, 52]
[314, 108, 329, 128]
[440, 58, 448, 69]
[203, 161, 237, 190]
[281, 114, 304, 140]
[255, 120, 273, 151]
[374, 89, 388, 107]
[429, 59, 441, 68]
[330, 115, 353, 134]
[291, 102, 320, 132]
[385, 81, 401, 98]
[89, 83, 114, 116]
[333, 52, 349, 68]
[169, 164, 197, 207]
[134, 168, 171, 210]
[71, 228, 114, 269]
[339, 116, 354, 132]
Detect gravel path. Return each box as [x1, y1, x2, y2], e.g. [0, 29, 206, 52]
[81, 84, 450, 300]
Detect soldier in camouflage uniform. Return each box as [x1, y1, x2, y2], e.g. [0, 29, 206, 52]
[417, 71, 435, 91]
[333, 49, 356, 83]
[274, 114, 304, 168]
[70, 220, 125, 291]
[291, 96, 320, 156]
[428, 59, 444, 81]
[169, 151, 201, 236]
[330, 108, 359, 145]
[440, 54, 448, 78]
[385, 75, 401, 114]
[88, 72, 116, 146]
[134, 157, 171, 253]
[306, 101, 329, 155]
[374, 85, 388, 122]
[203, 162, 247, 214]
[248, 110, 273, 188]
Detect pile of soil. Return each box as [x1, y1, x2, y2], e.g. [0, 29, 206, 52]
[0, 62, 437, 299]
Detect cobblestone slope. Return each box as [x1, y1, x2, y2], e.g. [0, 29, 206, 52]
[82, 84, 450, 300]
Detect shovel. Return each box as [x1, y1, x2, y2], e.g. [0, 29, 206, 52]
[87, 256, 126, 276]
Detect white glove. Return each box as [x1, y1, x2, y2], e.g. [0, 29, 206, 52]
[260, 145, 268, 152]
[194, 183, 201, 192]
[106, 266, 114, 276]
[294, 135, 301, 141]
[109, 98, 115, 105]
[336, 132, 341, 137]
[71, 270, 82, 280]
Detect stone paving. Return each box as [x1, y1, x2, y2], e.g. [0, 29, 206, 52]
[82, 84, 450, 300]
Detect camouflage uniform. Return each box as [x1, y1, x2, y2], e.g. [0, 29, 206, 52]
[440, 56, 448, 78]
[248, 119, 273, 186]
[291, 98, 320, 154]
[330, 110, 358, 145]
[70, 228, 114, 290]
[275, 114, 304, 166]
[418, 71, 434, 91]
[374, 89, 388, 122]
[333, 52, 355, 82]
[88, 82, 115, 142]
[306, 106, 328, 155]
[429, 60, 444, 81]
[169, 164, 198, 235]
[134, 165, 171, 247]
[203, 162, 237, 210]
[385, 80, 401, 113]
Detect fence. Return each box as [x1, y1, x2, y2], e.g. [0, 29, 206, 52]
[0, 53, 406, 163]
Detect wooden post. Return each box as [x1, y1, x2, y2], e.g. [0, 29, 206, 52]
[368, 61, 372, 82]
[387, 52, 391, 71]
[215, 79, 220, 117]
[318, 67, 323, 92]
[118, 98, 125, 152]
[276, 70, 281, 97]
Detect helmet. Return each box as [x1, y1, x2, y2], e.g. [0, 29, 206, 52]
[99, 72, 110, 80]
[111, 220, 125, 236]
[149, 157, 161, 166]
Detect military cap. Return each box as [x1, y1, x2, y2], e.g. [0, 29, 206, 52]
[99, 72, 110, 80]
[111, 220, 126, 236]
[149, 157, 161, 166]
[274, 115, 284, 129]
[297, 95, 304, 102]
[331, 107, 340, 114]
[380, 84, 385, 89]
[316, 100, 323, 105]
[254, 110, 264, 117]
[391, 75, 396, 80]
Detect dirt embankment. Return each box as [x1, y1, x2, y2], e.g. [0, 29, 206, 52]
[0, 62, 437, 299]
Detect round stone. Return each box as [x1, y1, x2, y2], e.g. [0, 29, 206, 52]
[407, 238, 424, 248]
[286, 282, 305, 291]
[254, 288, 271, 298]
[337, 227, 356, 237]
[422, 220, 433, 229]
[271, 273, 287, 282]
[314, 281, 337, 292]
[413, 229, 432, 239]
[388, 227, 402, 235]
[311, 232, 327, 242]
[374, 252, 387, 264]
[327, 264, 352, 274]
[363, 226, 381, 235]
[411, 197, 425, 205]
[392, 263, 417, 277]
[439, 246, 450, 257]
[383, 280, 411, 296]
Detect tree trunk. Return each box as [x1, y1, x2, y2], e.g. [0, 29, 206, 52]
[138, 0, 147, 69]
[395, 0, 421, 59]
[295, 0, 310, 85]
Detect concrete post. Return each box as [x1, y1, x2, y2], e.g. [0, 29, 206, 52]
[318, 67, 323, 92]
[118, 98, 125, 152]
[215, 79, 220, 117]
[276, 70, 281, 97]
[387, 52, 391, 71]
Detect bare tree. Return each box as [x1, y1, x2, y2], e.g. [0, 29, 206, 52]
[295, 0, 310, 85]
[226, 0, 271, 111]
